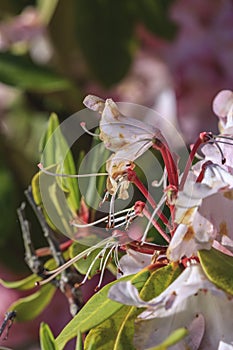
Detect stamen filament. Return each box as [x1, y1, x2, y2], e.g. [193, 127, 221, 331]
[113, 244, 121, 271]
[98, 241, 113, 271]
[142, 195, 170, 244]
[152, 140, 178, 188]
[77, 245, 111, 286]
[212, 142, 226, 164]
[128, 241, 167, 254]
[36, 237, 115, 286]
[71, 207, 135, 228]
[95, 245, 115, 291]
[179, 132, 211, 190]
[38, 163, 108, 178]
[214, 135, 233, 141]
[80, 122, 100, 137]
[127, 169, 171, 229]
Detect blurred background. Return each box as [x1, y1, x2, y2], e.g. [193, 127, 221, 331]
[0, 0, 232, 348]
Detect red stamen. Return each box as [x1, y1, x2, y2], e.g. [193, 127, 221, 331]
[195, 161, 213, 183]
[128, 241, 167, 254]
[179, 132, 212, 190]
[152, 139, 179, 188]
[127, 169, 171, 229]
[143, 206, 171, 243]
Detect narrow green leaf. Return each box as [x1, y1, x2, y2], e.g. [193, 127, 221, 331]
[37, 0, 59, 24]
[198, 247, 233, 295]
[8, 284, 56, 322]
[55, 269, 150, 349]
[75, 330, 83, 350]
[148, 328, 188, 350]
[39, 113, 60, 166]
[0, 255, 67, 292]
[40, 322, 58, 350]
[39, 113, 80, 213]
[32, 166, 75, 235]
[0, 53, 71, 92]
[0, 274, 39, 291]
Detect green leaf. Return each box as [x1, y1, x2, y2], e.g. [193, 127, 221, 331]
[40, 322, 58, 350]
[0, 274, 39, 291]
[39, 113, 60, 166]
[0, 256, 67, 291]
[0, 53, 71, 92]
[198, 247, 233, 295]
[8, 283, 56, 322]
[148, 328, 188, 350]
[37, 0, 59, 24]
[84, 305, 132, 350]
[140, 262, 182, 301]
[31, 166, 75, 235]
[55, 269, 150, 349]
[84, 263, 182, 350]
[32, 113, 80, 234]
[39, 113, 80, 213]
[75, 330, 83, 350]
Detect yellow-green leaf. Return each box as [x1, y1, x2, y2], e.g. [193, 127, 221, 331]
[55, 269, 150, 349]
[40, 322, 58, 350]
[0, 274, 39, 291]
[8, 284, 56, 322]
[198, 247, 233, 295]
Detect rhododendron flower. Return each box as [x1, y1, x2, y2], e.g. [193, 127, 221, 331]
[83, 95, 164, 198]
[108, 263, 233, 349]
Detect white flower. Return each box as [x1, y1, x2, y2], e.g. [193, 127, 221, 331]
[108, 264, 233, 349]
[83, 95, 163, 198]
[168, 163, 233, 261]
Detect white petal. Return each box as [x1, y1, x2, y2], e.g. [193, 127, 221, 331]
[168, 212, 213, 261]
[108, 281, 149, 307]
[213, 90, 233, 119]
[186, 313, 205, 350]
[135, 291, 233, 349]
[218, 341, 233, 350]
[117, 249, 152, 277]
[139, 265, 226, 319]
[200, 191, 233, 244]
[83, 94, 105, 112]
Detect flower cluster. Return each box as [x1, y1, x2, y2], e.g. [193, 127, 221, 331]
[37, 90, 233, 349]
[86, 90, 233, 349]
